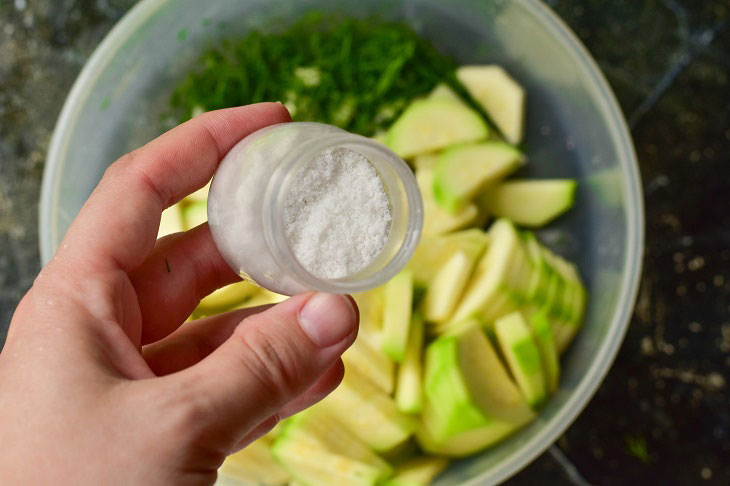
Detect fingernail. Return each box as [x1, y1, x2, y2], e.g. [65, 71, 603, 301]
[299, 293, 356, 347]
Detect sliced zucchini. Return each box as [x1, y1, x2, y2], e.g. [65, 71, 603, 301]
[429, 83, 464, 103]
[412, 153, 440, 172]
[422, 250, 480, 324]
[352, 287, 385, 348]
[457, 65, 526, 144]
[551, 319, 575, 355]
[521, 232, 552, 304]
[425, 324, 534, 426]
[272, 408, 392, 486]
[233, 289, 287, 309]
[547, 251, 582, 284]
[382, 269, 414, 363]
[541, 269, 565, 319]
[529, 310, 560, 393]
[184, 179, 211, 203]
[197, 280, 260, 314]
[383, 456, 450, 486]
[417, 325, 533, 455]
[505, 230, 536, 298]
[550, 286, 586, 354]
[409, 229, 489, 287]
[220, 435, 289, 486]
[395, 314, 425, 414]
[343, 335, 395, 395]
[386, 98, 488, 158]
[494, 312, 547, 408]
[319, 367, 416, 452]
[423, 198, 480, 237]
[158, 203, 184, 239]
[523, 235, 582, 327]
[372, 131, 389, 146]
[480, 179, 577, 227]
[416, 400, 519, 457]
[446, 219, 530, 329]
[433, 142, 523, 213]
[538, 248, 583, 323]
[417, 168, 480, 236]
[541, 250, 585, 323]
[551, 253, 586, 325]
[182, 200, 207, 230]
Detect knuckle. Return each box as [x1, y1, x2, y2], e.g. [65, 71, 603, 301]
[103, 151, 169, 205]
[233, 323, 305, 403]
[104, 152, 136, 180]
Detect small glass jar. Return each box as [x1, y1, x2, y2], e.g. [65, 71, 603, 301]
[208, 122, 423, 296]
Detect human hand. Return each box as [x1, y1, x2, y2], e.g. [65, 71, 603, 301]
[0, 103, 358, 485]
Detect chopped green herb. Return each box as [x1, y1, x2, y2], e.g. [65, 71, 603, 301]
[170, 14, 457, 136]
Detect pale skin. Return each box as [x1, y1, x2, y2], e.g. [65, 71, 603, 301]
[0, 103, 359, 485]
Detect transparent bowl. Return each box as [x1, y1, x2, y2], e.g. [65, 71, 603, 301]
[40, 0, 643, 484]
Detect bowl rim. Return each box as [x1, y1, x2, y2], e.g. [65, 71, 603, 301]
[456, 2, 644, 484]
[39, 0, 644, 483]
[40, 0, 165, 262]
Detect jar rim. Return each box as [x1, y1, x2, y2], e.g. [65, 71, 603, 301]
[262, 123, 423, 294]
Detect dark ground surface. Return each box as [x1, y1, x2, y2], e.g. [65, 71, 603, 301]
[0, 0, 728, 484]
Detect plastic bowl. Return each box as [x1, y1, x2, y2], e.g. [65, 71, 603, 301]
[40, 0, 643, 484]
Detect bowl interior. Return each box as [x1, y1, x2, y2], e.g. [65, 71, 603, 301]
[40, 0, 643, 484]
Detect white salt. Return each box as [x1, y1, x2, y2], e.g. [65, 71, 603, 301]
[283, 147, 392, 279]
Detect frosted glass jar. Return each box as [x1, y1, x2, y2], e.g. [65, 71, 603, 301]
[207, 122, 423, 296]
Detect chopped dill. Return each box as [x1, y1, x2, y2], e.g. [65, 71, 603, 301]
[170, 14, 458, 136]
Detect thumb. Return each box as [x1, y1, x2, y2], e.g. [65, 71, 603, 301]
[166, 292, 358, 448]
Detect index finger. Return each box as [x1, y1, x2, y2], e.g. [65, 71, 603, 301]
[56, 103, 290, 273]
